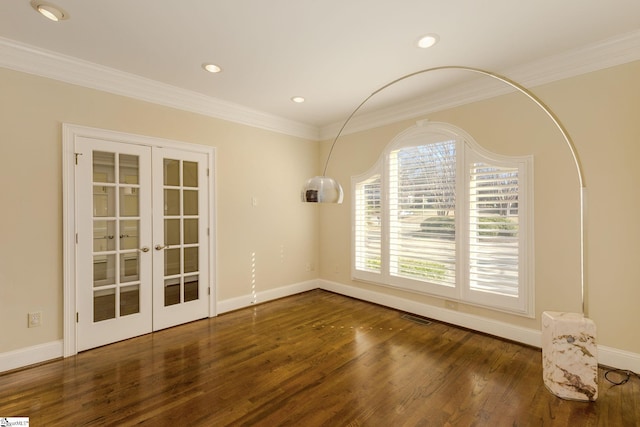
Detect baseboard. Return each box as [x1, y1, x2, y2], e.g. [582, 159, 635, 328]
[216, 279, 319, 314]
[0, 280, 319, 374]
[597, 345, 640, 373]
[318, 279, 541, 346]
[318, 279, 640, 373]
[0, 340, 63, 373]
[3, 279, 639, 374]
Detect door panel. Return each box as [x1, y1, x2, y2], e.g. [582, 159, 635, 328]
[76, 138, 152, 351]
[76, 139, 210, 351]
[152, 148, 209, 331]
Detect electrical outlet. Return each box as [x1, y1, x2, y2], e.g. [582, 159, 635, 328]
[28, 311, 42, 328]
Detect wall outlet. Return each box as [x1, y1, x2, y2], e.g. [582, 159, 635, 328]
[28, 311, 42, 328]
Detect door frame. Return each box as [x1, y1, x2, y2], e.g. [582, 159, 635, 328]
[62, 123, 217, 357]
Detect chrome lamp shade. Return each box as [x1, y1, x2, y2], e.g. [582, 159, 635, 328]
[301, 176, 344, 203]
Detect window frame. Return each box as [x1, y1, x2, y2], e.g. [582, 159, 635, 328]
[351, 121, 534, 317]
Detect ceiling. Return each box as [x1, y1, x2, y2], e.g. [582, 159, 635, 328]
[1, 0, 639, 138]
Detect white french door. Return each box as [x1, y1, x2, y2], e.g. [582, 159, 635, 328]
[152, 147, 209, 330]
[74, 136, 210, 352]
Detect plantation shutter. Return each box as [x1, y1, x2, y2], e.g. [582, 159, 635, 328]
[468, 162, 520, 296]
[388, 141, 457, 287]
[354, 175, 382, 274]
[351, 121, 533, 316]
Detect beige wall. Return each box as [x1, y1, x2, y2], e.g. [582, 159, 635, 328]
[1, 60, 638, 359]
[319, 61, 640, 354]
[0, 68, 320, 353]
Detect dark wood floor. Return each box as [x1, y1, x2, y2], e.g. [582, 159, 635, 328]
[1, 290, 638, 426]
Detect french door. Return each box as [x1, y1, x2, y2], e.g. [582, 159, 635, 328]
[75, 136, 210, 351]
[151, 147, 209, 330]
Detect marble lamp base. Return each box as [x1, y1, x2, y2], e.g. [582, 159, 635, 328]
[541, 311, 598, 401]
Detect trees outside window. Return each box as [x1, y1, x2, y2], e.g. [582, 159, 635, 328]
[352, 122, 534, 316]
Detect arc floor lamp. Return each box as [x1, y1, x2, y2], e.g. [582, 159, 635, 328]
[302, 66, 598, 401]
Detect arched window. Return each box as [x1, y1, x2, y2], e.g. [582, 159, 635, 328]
[352, 121, 534, 316]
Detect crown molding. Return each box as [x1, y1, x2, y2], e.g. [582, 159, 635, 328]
[319, 29, 640, 140]
[0, 37, 320, 141]
[1, 30, 638, 142]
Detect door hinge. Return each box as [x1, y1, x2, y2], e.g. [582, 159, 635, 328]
[76, 312, 79, 323]
[76, 233, 78, 244]
[207, 227, 210, 236]
[207, 168, 210, 177]
[75, 153, 83, 165]
[208, 287, 211, 295]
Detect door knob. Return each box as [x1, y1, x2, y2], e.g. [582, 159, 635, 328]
[155, 244, 168, 250]
[140, 246, 150, 252]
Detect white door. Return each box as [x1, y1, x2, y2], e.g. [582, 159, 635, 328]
[75, 138, 210, 351]
[76, 137, 153, 351]
[152, 148, 209, 331]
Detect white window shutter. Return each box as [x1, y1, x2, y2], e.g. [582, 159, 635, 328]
[354, 175, 382, 275]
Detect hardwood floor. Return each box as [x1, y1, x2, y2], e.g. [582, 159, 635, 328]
[1, 290, 638, 426]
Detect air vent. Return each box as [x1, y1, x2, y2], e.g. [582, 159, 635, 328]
[401, 313, 433, 326]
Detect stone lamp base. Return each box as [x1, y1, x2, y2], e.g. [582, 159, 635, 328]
[541, 311, 598, 401]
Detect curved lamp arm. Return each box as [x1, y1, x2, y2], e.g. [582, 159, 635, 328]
[303, 65, 587, 316]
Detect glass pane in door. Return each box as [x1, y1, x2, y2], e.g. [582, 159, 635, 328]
[164, 189, 180, 215]
[164, 159, 180, 186]
[165, 249, 180, 276]
[119, 154, 139, 184]
[120, 187, 139, 216]
[120, 285, 140, 316]
[183, 161, 198, 187]
[93, 151, 115, 183]
[94, 220, 116, 252]
[93, 186, 115, 217]
[94, 289, 116, 322]
[120, 253, 139, 283]
[165, 219, 180, 246]
[93, 254, 115, 286]
[119, 220, 139, 250]
[184, 219, 198, 244]
[162, 157, 201, 307]
[184, 247, 198, 273]
[92, 150, 143, 323]
[164, 278, 181, 306]
[184, 276, 199, 302]
[183, 191, 198, 215]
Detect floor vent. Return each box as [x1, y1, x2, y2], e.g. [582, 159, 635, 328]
[401, 313, 433, 326]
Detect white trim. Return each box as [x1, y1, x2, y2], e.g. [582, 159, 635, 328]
[1, 30, 639, 142]
[317, 279, 640, 373]
[208, 147, 218, 318]
[320, 279, 540, 346]
[216, 280, 318, 314]
[598, 345, 640, 373]
[0, 341, 63, 373]
[62, 126, 77, 357]
[319, 30, 640, 140]
[3, 283, 640, 374]
[351, 121, 534, 316]
[0, 37, 319, 141]
[62, 123, 216, 356]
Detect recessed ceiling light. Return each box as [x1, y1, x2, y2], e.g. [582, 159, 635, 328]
[417, 34, 439, 49]
[202, 63, 222, 73]
[291, 96, 305, 103]
[30, 1, 68, 21]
